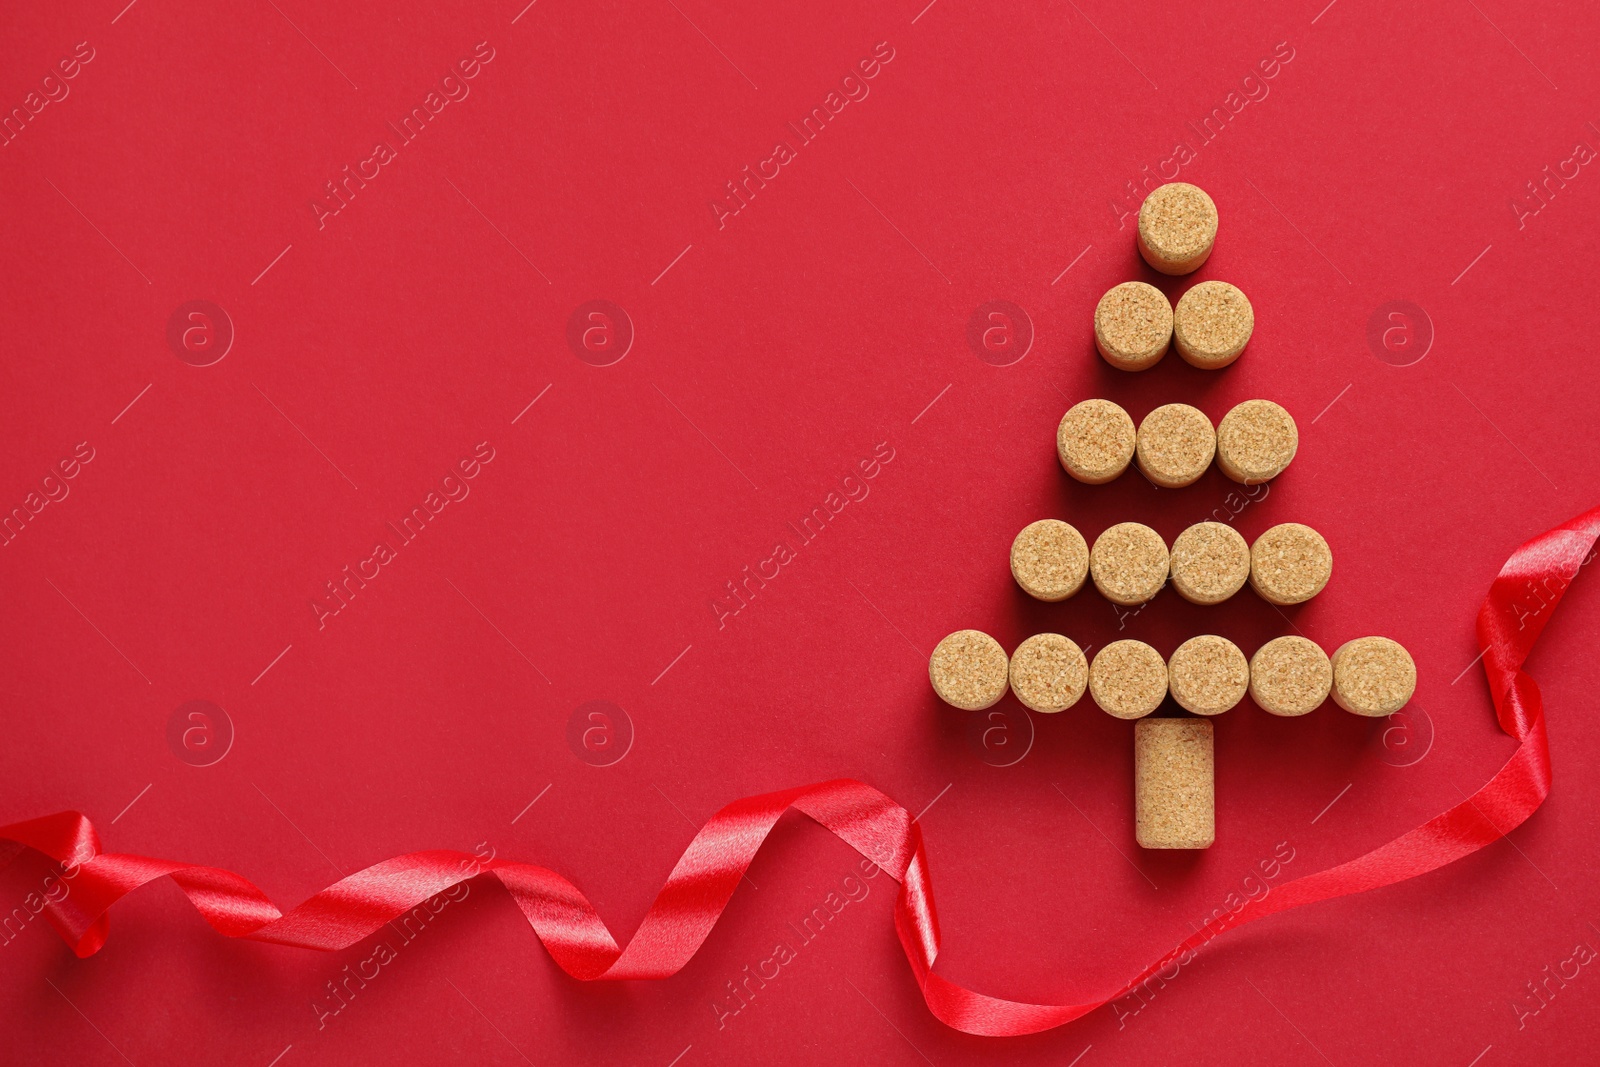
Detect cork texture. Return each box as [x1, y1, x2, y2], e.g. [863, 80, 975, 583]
[1331, 637, 1417, 717]
[1090, 522, 1169, 605]
[1136, 403, 1216, 488]
[1094, 281, 1173, 371]
[1089, 639, 1169, 720]
[1173, 280, 1254, 369]
[1169, 521, 1250, 604]
[1167, 635, 1249, 716]
[1137, 183, 1218, 275]
[1135, 718, 1215, 849]
[1010, 519, 1089, 602]
[1216, 399, 1298, 484]
[1009, 633, 1089, 713]
[1057, 399, 1136, 484]
[929, 630, 1010, 711]
[1249, 636, 1332, 716]
[1250, 522, 1332, 605]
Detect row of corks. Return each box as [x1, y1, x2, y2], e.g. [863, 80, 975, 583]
[929, 630, 1416, 719]
[1057, 397, 1297, 487]
[1095, 278, 1252, 372]
[1013, 518, 1331, 607]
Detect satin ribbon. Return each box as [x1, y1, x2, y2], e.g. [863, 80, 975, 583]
[5, 505, 1595, 1037]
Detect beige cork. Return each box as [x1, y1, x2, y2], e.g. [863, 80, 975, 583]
[1331, 637, 1417, 717]
[1167, 636, 1249, 716]
[1136, 404, 1216, 488]
[1009, 633, 1089, 713]
[1249, 636, 1332, 716]
[1010, 519, 1089, 602]
[1137, 183, 1218, 276]
[1173, 281, 1254, 369]
[1135, 718, 1214, 849]
[1089, 640, 1169, 720]
[1216, 400, 1298, 484]
[929, 630, 1010, 711]
[1169, 521, 1250, 605]
[1090, 523, 1170, 606]
[1250, 523, 1332, 606]
[1057, 399, 1136, 484]
[1094, 282, 1172, 371]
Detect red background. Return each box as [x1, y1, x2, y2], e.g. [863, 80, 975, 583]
[4, 0, 1599, 1064]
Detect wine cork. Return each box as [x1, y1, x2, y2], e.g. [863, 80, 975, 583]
[1009, 633, 1089, 713]
[1010, 520, 1089, 602]
[1331, 637, 1417, 717]
[1173, 281, 1253, 369]
[1167, 635, 1249, 716]
[1137, 183, 1218, 276]
[929, 630, 1010, 711]
[1169, 521, 1250, 604]
[1058, 399, 1137, 484]
[1249, 636, 1331, 717]
[1135, 404, 1216, 488]
[1094, 282, 1172, 371]
[1090, 523, 1169, 605]
[1216, 400, 1298, 484]
[1134, 718, 1214, 849]
[1250, 523, 1332, 606]
[1089, 640, 1168, 720]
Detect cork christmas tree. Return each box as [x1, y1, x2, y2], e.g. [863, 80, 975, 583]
[929, 183, 1416, 849]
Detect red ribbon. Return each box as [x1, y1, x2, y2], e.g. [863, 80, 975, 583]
[5, 506, 1595, 1036]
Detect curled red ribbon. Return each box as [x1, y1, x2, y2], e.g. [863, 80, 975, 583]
[4, 506, 1594, 1036]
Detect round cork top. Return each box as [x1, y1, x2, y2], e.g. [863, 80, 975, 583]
[1167, 635, 1249, 716]
[1250, 523, 1332, 606]
[1138, 183, 1218, 275]
[1090, 522, 1170, 606]
[1331, 637, 1416, 717]
[929, 630, 1010, 711]
[1094, 282, 1173, 371]
[1089, 640, 1169, 719]
[1009, 633, 1089, 714]
[1174, 281, 1254, 369]
[1010, 520, 1089, 602]
[1169, 521, 1250, 604]
[1136, 404, 1216, 488]
[1216, 400, 1298, 484]
[1058, 399, 1136, 484]
[1249, 636, 1331, 716]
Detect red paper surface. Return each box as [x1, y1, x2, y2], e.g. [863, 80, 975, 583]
[3, 0, 1599, 1063]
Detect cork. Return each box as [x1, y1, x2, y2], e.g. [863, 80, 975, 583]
[1216, 400, 1298, 484]
[1331, 637, 1417, 717]
[1167, 635, 1249, 716]
[1249, 636, 1331, 717]
[1090, 523, 1170, 605]
[1136, 404, 1216, 488]
[1173, 281, 1254, 369]
[1250, 523, 1332, 606]
[1089, 640, 1169, 720]
[1009, 633, 1089, 714]
[1137, 183, 1218, 276]
[1094, 282, 1172, 371]
[929, 630, 1010, 711]
[1134, 718, 1214, 849]
[1169, 521, 1250, 605]
[1010, 519, 1089, 602]
[1057, 399, 1136, 484]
